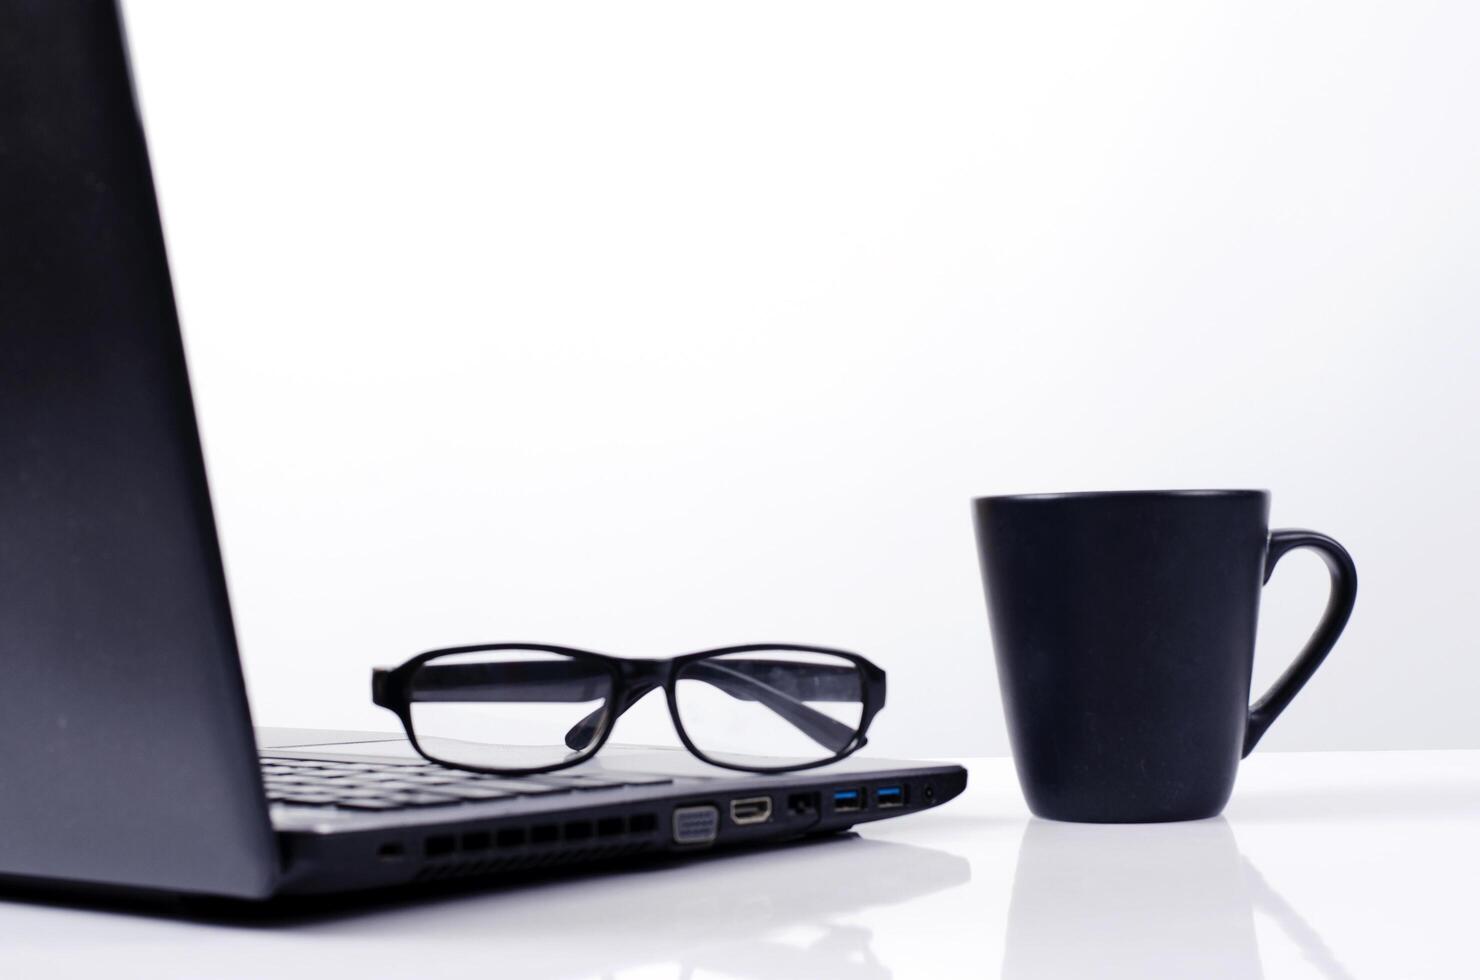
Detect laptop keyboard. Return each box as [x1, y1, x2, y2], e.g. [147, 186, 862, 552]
[260, 755, 673, 811]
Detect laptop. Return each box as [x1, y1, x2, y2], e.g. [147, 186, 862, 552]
[0, 1, 966, 900]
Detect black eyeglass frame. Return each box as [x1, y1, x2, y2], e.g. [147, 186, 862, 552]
[371, 642, 887, 776]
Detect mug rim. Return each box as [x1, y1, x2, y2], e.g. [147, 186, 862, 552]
[974, 488, 1270, 504]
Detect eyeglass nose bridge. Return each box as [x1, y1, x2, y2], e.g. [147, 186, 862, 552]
[615, 658, 672, 688]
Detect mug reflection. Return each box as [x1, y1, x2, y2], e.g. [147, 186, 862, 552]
[1003, 818, 1352, 980]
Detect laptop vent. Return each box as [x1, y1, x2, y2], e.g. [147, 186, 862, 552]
[413, 841, 654, 882]
[410, 810, 662, 881]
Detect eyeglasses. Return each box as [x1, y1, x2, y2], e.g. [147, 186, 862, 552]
[371, 643, 886, 775]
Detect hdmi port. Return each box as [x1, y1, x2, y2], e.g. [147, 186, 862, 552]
[729, 796, 773, 826]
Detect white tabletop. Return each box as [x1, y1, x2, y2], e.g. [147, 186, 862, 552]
[1, 750, 1474, 979]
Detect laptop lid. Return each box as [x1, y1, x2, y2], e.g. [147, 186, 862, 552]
[0, 1, 278, 897]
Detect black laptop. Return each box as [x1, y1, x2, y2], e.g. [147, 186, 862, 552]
[0, 1, 965, 900]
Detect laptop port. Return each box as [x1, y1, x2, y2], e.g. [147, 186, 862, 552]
[876, 786, 906, 808]
[729, 796, 773, 826]
[832, 788, 864, 812]
[788, 792, 819, 817]
[673, 805, 720, 844]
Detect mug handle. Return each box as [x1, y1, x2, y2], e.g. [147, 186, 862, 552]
[1243, 529, 1358, 757]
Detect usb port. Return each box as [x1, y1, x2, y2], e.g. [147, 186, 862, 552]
[832, 788, 864, 812]
[729, 796, 773, 826]
[876, 786, 906, 808]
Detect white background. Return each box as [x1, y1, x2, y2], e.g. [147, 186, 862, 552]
[122, 1, 1479, 758]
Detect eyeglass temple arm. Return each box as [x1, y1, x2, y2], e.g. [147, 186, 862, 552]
[400, 659, 862, 701]
[562, 661, 862, 754]
[561, 680, 658, 752]
[400, 662, 612, 702]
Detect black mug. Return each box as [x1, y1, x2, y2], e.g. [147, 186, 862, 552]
[973, 490, 1356, 823]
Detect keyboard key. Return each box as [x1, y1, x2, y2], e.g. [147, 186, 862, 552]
[398, 774, 461, 785]
[329, 786, 403, 799]
[352, 770, 419, 783]
[386, 792, 460, 807]
[482, 779, 575, 796]
[364, 780, 430, 793]
[270, 793, 338, 805]
[434, 784, 515, 801]
[334, 798, 405, 811]
[529, 774, 634, 790]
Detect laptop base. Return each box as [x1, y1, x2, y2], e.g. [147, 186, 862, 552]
[261, 730, 966, 896]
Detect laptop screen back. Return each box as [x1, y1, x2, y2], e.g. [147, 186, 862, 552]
[0, 0, 277, 897]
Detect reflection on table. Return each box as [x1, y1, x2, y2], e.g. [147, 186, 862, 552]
[1003, 818, 1353, 980]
